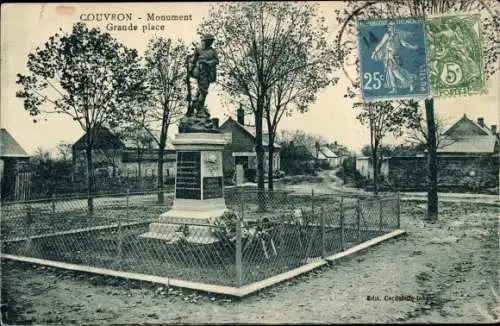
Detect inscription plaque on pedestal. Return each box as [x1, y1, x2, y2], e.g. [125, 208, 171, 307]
[175, 151, 201, 199]
[203, 176, 223, 199]
[142, 133, 229, 244]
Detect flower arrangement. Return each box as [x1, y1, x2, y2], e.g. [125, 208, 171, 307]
[208, 210, 243, 242]
[165, 224, 191, 244]
[209, 210, 277, 258]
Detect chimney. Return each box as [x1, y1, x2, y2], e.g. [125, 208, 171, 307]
[477, 117, 485, 127]
[491, 125, 497, 134]
[211, 118, 219, 129]
[237, 103, 244, 125]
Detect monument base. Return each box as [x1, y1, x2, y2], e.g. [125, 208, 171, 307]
[141, 132, 229, 244]
[140, 198, 228, 244]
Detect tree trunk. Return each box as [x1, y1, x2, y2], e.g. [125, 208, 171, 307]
[425, 98, 438, 220]
[137, 149, 142, 190]
[158, 116, 168, 204]
[71, 147, 76, 183]
[372, 145, 379, 195]
[268, 139, 274, 192]
[85, 142, 94, 215]
[369, 105, 378, 195]
[112, 154, 117, 178]
[255, 107, 265, 211]
[157, 146, 165, 204]
[138, 155, 142, 178]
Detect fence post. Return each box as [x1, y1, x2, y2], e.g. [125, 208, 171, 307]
[115, 220, 123, 269]
[340, 196, 345, 251]
[24, 203, 33, 238]
[51, 193, 56, 214]
[25, 203, 33, 225]
[115, 189, 130, 270]
[321, 205, 326, 259]
[235, 198, 243, 287]
[356, 199, 361, 239]
[126, 189, 130, 223]
[396, 192, 401, 229]
[379, 199, 383, 231]
[239, 189, 244, 223]
[311, 188, 314, 216]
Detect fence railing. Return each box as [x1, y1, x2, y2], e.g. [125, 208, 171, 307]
[1, 188, 400, 288]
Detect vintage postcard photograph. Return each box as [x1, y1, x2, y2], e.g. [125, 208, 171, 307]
[1, 1, 499, 324]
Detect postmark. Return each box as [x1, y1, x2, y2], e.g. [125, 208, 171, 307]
[358, 18, 429, 101]
[426, 13, 485, 97]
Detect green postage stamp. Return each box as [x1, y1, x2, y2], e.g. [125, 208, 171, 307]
[426, 13, 486, 97]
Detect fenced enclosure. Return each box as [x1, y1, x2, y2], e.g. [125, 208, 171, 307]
[1, 188, 401, 293]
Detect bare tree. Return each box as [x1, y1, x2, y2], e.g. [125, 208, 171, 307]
[263, 31, 338, 190]
[354, 100, 420, 194]
[406, 114, 456, 150]
[127, 37, 186, 203]
[200, 2, 337, 201]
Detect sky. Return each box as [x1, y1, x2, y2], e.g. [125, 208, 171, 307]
[1, 2, 499, 155]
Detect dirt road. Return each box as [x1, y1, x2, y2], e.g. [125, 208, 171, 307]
[2, 200, 498, 324]
[276, 170, 499, 204]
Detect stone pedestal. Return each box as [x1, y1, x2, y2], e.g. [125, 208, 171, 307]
[141, 133, 228, 244]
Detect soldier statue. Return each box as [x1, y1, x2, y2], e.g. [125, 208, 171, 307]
[179, 34, 220, 133]
[186, 34, 219, 117]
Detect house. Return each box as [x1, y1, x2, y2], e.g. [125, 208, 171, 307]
[317, 146, 341, 168]
[72, 127, 177, 180]
[437, 115, 499, 155]
[0, 128, 31, 200]
[387, 115, 499, 191]
[219, 106, 281, 182]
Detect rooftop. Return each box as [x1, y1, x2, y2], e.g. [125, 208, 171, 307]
[437, 135, 498, 153]
[0, 128, 30, 158]
[319, 146, 337, 158]
[222, 117, 281, 148]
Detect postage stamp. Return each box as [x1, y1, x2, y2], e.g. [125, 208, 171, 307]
[358, 18, 429, 101]
[426, 13, 485, 97]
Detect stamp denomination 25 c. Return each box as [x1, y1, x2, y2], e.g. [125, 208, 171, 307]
[358, 18, 429, 101]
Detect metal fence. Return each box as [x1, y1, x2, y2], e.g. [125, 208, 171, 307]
[1, 188, 400, 288]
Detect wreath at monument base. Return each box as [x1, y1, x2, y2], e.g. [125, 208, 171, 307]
[208, 211, 278, 259]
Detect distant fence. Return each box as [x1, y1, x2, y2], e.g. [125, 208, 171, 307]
[1, 189, 400, 293]
[1, 165, 32, 202]
[14, 171, 32, 202]
[1, 173, 176, 203]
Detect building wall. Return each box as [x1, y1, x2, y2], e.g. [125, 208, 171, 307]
[220, 120, 256, 177]
[356, 157, 389, 179]
[73, 148, 176, 179]
[248, 151, 280, 172]
[325, 156, 343, 168]
[388, 155, 499, 190]
[219, 119, 281, 176]
[73, 148, 122, 172]
[119, 161, 176, 178]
